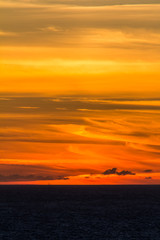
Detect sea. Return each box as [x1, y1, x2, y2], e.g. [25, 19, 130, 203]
[0, 185, 160, 239]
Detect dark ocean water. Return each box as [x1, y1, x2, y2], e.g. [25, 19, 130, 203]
[0, 185, 160, 240]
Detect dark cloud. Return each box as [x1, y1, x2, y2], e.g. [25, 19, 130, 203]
[56, 176, 70, 180]
[145, 177, 152, 179]
[0, 163, 100, 181]
[116, 170, 136, 176]
[1, 97, 160, 115]
[103, 168, 117, 175]
[144, 169, 153, 173]
[103, 168, 136, 176]
[0, 174, 70, 182]
[123, 131, 151, 138]
[0, 137, 124, 146]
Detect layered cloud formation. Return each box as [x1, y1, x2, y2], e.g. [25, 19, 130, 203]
[1, 0, 160, 94]
[0, 96, 159, 184]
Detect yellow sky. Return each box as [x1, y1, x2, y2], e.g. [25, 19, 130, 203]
[0, 0, 160, 184]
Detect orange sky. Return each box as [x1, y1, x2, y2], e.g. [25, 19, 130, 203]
[0, 0, 160, 184]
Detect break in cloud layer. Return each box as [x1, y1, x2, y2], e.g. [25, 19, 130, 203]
[0, 96, 160, 184]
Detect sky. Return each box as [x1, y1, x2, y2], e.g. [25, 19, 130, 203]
[0, 0, 160, 184]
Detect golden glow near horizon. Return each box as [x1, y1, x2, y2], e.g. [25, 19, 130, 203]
[0, 0, 160, 184]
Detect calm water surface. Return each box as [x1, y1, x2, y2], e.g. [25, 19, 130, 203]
[0, 185, 160, 240]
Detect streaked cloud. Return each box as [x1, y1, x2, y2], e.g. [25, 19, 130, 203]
[0, 30, 17, 36]
[144, 169, 153, 173]
[39, 26, 61, 32]
[0, 174, 67, 182]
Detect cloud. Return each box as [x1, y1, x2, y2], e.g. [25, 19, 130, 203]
[0, 161, 100, 182]
[103, 168, 117, 175]
[56, 176, 70, 180]
[1, 0, 160, 8]
[116, 170, 136, 176]
[40, 26, 61, 32]
[0, 95, 159, 183]
[16, 106, 40, 109]
[1, 2, 160, 51]
[0, 31, 17, 36]
[144, 169, 153, 173]
[103, 168, 136, 176]
[0, 174, 70, 182]
[145, 177, 152, 179]
[2, 96, 160, 115]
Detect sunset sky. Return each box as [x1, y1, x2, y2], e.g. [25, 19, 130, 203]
[0, 0, 160, 184]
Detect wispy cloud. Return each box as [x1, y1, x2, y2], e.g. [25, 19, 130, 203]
[16, 107, 40, 109]
[39, 26, 61, 32]
[0, 30, 17, 36]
